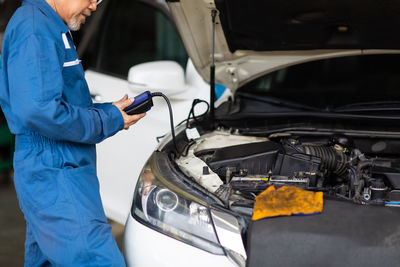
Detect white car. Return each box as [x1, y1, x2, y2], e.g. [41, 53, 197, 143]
[123, 0, 400, 267]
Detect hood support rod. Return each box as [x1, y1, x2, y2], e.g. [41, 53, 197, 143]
[210, 9, 217, 121]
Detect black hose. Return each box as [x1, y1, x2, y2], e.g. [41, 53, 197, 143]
[298, 145, 349, 177]
[151, 92, 179, 155]
[186, 99, 210, 129]
[180, 140, 196, 157]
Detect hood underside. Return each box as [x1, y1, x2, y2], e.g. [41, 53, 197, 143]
[167, 0, 400, 90]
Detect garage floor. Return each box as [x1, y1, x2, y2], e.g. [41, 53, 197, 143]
[0, 180, 125, 266]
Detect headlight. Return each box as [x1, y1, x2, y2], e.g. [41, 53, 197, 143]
[131, 164, 225, 255]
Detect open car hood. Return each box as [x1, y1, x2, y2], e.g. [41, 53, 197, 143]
[167, 0, 400, 91]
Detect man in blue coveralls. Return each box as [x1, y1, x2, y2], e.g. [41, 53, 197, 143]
[0, 0, 146, 265]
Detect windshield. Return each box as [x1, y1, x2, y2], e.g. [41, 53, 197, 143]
[240, 54, 400, 110]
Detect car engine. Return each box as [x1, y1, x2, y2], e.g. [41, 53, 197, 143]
[176, 130, 400, 215]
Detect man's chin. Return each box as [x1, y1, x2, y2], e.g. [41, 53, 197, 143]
[68, 17, 85, 31]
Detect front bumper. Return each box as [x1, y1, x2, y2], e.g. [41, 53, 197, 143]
[124, 213, 235, 267]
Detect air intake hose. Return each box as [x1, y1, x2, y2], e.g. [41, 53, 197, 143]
[298, 145, 349, 177]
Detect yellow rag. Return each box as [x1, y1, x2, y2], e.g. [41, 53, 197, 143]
[252, 185, 323, 220]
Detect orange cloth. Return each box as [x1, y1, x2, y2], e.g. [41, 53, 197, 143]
[252, 185, 323, 220]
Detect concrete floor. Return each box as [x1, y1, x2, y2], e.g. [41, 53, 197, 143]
[0, 180, 125, 266]
[0, 182, 24, 266]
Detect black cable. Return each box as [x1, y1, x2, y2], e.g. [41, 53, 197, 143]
[155, 99, 209, 144]
[151, 92, 179, 154]
[180, 139, 196, 157]
[186, 99, 210, 129]
[156, 118, 187, 143]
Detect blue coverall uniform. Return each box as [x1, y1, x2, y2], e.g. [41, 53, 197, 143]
[0, 0, 126, 266]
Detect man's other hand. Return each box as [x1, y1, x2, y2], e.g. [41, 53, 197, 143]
[113, 94, 146, 130]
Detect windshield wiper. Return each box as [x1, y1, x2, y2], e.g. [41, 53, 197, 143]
[333, 101, 400, 112]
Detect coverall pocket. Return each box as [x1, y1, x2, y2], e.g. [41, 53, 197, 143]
[62, 165, 107, 222]
[13, 161, 60, 212]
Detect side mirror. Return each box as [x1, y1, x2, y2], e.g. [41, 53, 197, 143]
[127, 61, 186, 97]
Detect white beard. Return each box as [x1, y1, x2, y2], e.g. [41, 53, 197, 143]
[68, 15, 85, 31]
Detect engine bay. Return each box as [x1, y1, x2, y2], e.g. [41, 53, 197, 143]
[175, 129, 400, 215]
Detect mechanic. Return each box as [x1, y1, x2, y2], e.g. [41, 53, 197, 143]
[0, 0, 146, 265]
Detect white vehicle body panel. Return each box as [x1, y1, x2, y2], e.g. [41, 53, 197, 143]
[124, 215, 235, 267]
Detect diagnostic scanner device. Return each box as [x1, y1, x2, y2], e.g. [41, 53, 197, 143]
[124, 91, 153, 115]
